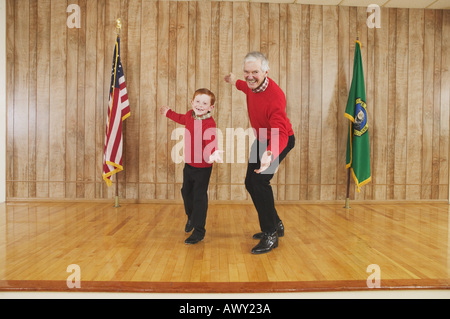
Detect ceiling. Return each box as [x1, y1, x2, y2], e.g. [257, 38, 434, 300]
[223, 0, 450, 10]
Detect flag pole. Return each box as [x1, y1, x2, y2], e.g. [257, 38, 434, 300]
[345, 154, 351, 209]
[345, 117, 352, 209]
[114, 17, 122, 209]
[345, 33, 360, 210]
[114, 173, 121, 208]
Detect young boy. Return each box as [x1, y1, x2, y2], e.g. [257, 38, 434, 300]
[160, 88, 223, 245]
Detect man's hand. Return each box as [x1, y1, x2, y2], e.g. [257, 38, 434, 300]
[224, 73, 236, 86]
[254, 151, 273, 174]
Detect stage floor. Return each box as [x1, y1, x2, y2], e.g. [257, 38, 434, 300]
[0, 201, 448, 294]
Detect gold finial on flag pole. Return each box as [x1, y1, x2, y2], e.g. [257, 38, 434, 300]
[356, 31, 361, 48]
[116, 18, 122, 35]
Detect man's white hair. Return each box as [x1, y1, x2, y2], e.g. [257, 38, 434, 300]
[243, 51, 270, 73]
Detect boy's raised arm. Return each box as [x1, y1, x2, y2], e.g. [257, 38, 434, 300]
[160, 106, 186, 126]
[160, 106, 170, 116]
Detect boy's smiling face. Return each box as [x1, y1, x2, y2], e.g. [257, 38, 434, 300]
[191, 94, 214, 117]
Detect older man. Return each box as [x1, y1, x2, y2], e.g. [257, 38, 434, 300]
[224, 52, 295, 254]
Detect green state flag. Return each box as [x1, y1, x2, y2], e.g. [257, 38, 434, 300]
[345, 41, 371, 193]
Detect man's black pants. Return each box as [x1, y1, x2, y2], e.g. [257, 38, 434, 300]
[181, 164, 213, 237]
[245, 135, 295, 234]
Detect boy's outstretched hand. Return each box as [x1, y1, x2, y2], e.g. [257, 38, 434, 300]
[160, 106, 170, 116]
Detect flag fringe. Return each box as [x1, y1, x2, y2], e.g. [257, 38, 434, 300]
[349, 167, 372, 193]
[102, 161, 124, 187]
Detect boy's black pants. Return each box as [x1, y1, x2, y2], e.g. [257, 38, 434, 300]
[245, 135, 296, 234]
[181, 164, 213, 237]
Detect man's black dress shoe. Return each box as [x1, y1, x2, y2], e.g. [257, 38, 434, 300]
[185, 231, 204, 245]
[253, 220, 284, 240]
[251, 232, 278, 254]
[185, 219, 194, 233]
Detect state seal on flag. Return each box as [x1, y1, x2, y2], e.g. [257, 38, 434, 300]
[353, 98, 368, 137]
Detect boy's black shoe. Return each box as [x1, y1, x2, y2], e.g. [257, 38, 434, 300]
[253, 220, 284, 240]
[185, 219, 194, 233]
[185, 231, 204, 245]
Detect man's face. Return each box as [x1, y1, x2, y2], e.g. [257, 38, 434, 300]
[243, 60, 268, 90]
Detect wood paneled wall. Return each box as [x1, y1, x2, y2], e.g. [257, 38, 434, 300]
[6, 0, 450, 202]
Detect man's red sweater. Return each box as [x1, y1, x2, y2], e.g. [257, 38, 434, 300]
[166, 109, 217, 168]
[236, 78, 294, 159]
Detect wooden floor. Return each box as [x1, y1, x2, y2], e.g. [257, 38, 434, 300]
[0, 201, 448, 293]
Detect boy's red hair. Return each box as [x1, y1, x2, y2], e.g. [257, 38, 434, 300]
[193, 88, 216, 106]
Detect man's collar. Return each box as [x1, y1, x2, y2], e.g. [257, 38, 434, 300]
[252, 77, 269, 93]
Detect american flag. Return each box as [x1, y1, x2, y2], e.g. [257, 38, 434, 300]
[102, 36, 130, 187]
